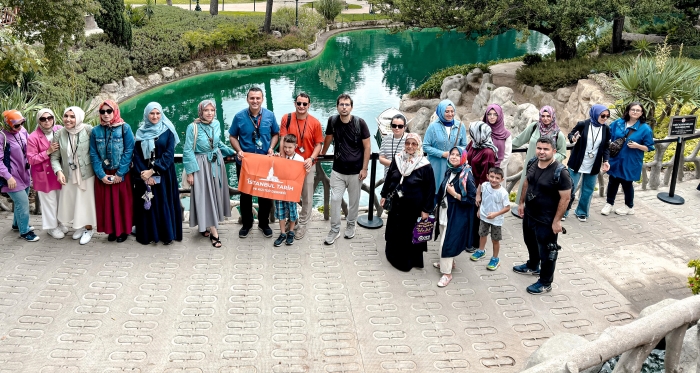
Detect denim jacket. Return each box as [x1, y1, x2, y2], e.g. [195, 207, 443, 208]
[89, 124, 135, 179]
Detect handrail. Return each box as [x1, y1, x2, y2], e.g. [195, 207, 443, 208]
[520, 295, 700, 373]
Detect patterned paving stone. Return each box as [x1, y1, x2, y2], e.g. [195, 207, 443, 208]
[0, 181, 697, 372]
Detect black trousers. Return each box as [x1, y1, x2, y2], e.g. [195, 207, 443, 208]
[522, 214, 558, 286]
[236, 163, 272, 228]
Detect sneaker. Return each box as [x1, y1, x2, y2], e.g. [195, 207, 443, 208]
[527, 282, 552, 294]
[465, 247, 478, 253]
[576, 215, 587, 222]
[58, 223, 69, 234]
[615, 206, 634, 216]
[72, 228, 86, 240]
[324, 230, 341, 245]
[487, 257, 500, 271]
[258, 225, 273, 238]
[48, 227, 65, 239]
[239, 225, 252, 238]
[274, 233, 287, 247]
[20, 231, 40, 242]
[12, 225, 34, 232]
[561, 216, 566, 221]
[601, 203, 613, 215]
[344, 224, 356, 239]
[470, 250, 486, 261]
[513, 263, 540, 276]
[285, 231, 295, 245]
[294, 225, 306, 240]
[79, 229, 94, 245]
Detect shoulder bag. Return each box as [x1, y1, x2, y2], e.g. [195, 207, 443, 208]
[609, 127, 636, 158]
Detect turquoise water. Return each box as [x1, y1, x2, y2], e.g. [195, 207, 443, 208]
[120, 28, 552, 202]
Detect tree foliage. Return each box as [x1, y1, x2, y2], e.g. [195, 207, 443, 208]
[94, 0, 132, 49]
[316, 0, 343, 23]
[4, 0, 99, 72]
[0, 29, 46, 87]
[605, 0, 673, 53]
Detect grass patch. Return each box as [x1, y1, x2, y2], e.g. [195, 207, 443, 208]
[515, 54, 633, 91]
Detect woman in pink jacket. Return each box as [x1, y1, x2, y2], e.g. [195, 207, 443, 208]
[27, 108, 68, 239]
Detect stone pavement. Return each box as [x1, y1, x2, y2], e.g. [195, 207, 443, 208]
[0, 181, 698, 372]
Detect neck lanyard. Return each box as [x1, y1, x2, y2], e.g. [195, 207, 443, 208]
[11, 132, 27, 159]
[295, 114, 307, 145]
[69, 132, 80, 164]
[391, 134, 405, 158]
[587, 124, 602, 155]
[198, 123, 215, 150]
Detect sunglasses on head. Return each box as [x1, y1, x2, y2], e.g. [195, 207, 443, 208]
[99, 109, 114, 115]
[391, 124, 405, 129]
[39, 116, 54, 122]
[295, 102, 309, 107]
[599, 114, 610, 119]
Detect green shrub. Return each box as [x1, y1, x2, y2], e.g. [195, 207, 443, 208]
[522, 53, 543, 66]
[238, 34, 309, 58]
[273, 6, 325, 40]
[669, 27, 700, 46]
[576, 27, 613, 57]
[515, 55, 625, 91]
[181, 23, 258, 58]
[409, 63, 491, 98]
[689, 259, 700, 295]
[79, 43, 133, 86]
[316, 0, 343, 23]
[131, 26, 188, 74]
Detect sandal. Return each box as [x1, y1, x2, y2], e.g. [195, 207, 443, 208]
[210, 235, 222, 248]
[437, 274, 452, 288]
[201, 230, 211, 238]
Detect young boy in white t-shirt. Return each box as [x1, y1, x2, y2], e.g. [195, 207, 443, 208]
[274, 134, 305, 247]
[472, 167, 511, 270]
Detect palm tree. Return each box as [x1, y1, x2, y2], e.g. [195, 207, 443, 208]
[263, 0, 273, 33]
[210, 0, 218, 15]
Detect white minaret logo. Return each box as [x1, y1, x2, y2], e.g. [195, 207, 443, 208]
[262, 161, 281, 183]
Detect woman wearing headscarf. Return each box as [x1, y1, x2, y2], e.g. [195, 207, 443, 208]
[51, 107, 97, 245]
[133, 102, 183, 245]
[511, 105, 567, 217]
[601, 102, 655, 216]
[27, 108, 67, 239]
[565, 104, 612, 222]
[89, 100, 135, 243]
[466, 121, 498, 253]
[380, 133, 435, 272]
[423, 100, 468, 198]
[1, 110, 38, 242]
[483, 104, 512, 181]
[432, 147, 477, 287]
[183, 99, 235, 248]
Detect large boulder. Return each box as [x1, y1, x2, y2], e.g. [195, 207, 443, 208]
[399, 98, 441, 113]
[440, 74, 467, 99]
[267, 50, 284, 64]
[488, 87, 514, 107]
[512, 103, 539, 134]
[556, 87, 573, 102]
[147, 73, 162, 86]
[161, 67, 175, 79]
[446, 89, 462, 106]
[472, 82, 495, 114]
[524, 333, 602, 373]
[102, 81, 120, 94]
[122, 76, 141, 94]
[409, 107, 433, 138]
[282, 48, 307, 63]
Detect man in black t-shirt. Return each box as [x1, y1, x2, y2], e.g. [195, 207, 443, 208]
[513, 136, 572, 294]
[320, 93, 371, 245]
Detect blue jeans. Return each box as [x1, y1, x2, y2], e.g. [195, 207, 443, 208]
[9, 187, 31, 235]
[565, 168, 598, 218]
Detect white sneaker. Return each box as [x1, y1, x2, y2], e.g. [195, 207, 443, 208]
[324, 230, 341, 245]
[601, 203, 613, 216]
[48, 227, 65, 239]
[58, 223, 69, 234]
[79, 229, 94, 245]
[615, 206, 634, 216]
[72, 228, 85, 240]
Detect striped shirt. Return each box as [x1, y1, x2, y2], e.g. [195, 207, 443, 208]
[379, 134, 407, 177]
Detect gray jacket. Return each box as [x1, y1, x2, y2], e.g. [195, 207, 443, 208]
[50, 126, 95, 180]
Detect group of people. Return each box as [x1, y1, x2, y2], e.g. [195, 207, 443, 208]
[379, 100, 654, 294]
[1, 90, 656, 293]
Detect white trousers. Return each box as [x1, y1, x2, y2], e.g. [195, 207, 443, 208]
[438, 221, 454, 274]
[38, 190, 61, 230]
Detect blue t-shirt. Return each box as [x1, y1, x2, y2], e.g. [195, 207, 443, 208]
[607, 118, 655, 181]
[228, 107, 279, 164]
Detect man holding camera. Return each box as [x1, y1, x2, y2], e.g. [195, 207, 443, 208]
[513, 136, 571, 294]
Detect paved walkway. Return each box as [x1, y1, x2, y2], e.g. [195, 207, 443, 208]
[0, 181, 698, 372]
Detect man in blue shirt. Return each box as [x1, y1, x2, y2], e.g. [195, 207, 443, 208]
[229, 87, 280, 238]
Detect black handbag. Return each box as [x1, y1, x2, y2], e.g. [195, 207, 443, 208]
[609, 128, 636, 157]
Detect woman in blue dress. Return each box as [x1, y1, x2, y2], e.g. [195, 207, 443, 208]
[133, 102, 182, 245]
[423, 100, 468, 200]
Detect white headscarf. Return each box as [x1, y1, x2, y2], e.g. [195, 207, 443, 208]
[394, 133, 430, 183]
[63, 106, 88, 190]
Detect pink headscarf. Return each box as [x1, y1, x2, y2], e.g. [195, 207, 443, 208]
[538, 106, 560, 138]
[483, 104, 510, 166]
[99, 100, 125, 126]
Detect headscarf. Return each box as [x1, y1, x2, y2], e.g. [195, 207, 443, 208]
[589, 104, 610, 128]
[2, 110, 25, 132]
[198, 99, 217, 124]
[436, 100, 456, 127]
[538, 106, 560, 138]
[469, 121, 499, 161]
[99, 100, 125, 126]
[394, 133, 429, 183]
[36, 108, 57, 136]
[135, 102, 181, 158]
[482, 104, 510, 162]
[446, 146, 472, 198]
[63, 106, 88, 191]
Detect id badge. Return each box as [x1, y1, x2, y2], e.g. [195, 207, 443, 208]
[104, 159, 110, 166]
[255, 139, 263, 149]
[153, 176, 161, 184]
[299, 146, 305, 153]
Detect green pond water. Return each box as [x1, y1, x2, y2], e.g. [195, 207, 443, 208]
[120, 28, 552, 204]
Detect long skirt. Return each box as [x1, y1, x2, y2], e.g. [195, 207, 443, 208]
[38, 189, 61, 230]
[57, 176, 97, 230]
[384, 196, 427, 272]
[95, 170, 133, 236]
[190, 153, 231, 232]
[133, 164, 182, 245]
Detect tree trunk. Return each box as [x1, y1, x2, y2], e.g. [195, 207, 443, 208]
[210, 0, 218, 15]
[166, 0, 172, 5]
[551, 34, 578, 60]
[263, 0, 273, 33]
[611, 16, 625, 53]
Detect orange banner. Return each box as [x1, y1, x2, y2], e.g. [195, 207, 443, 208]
[239, 153, 305, 202]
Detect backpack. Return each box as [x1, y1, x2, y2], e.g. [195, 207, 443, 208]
[526, 157, 566, 185]
[327, 115, 362, 156]
[0, 132, 11, 188]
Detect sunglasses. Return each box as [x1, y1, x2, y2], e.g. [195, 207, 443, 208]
[39, 116, 54, 122]
[391, 124, 405, 129]
[99, 109, 114, 115]
[295, 102, 309, 107]
[12, 123, 22, 129]
[599, 114, 610, 119]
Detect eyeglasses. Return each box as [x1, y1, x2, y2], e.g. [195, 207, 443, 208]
[39, 116, 54, 122]
[337, 103, 351, 107]
[405, 142, 419, 147]
[391, 124, 405, 129]
[99, 109, 114, 115]
[295, 102, 309, 107]
[599, 114, 610, 119]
